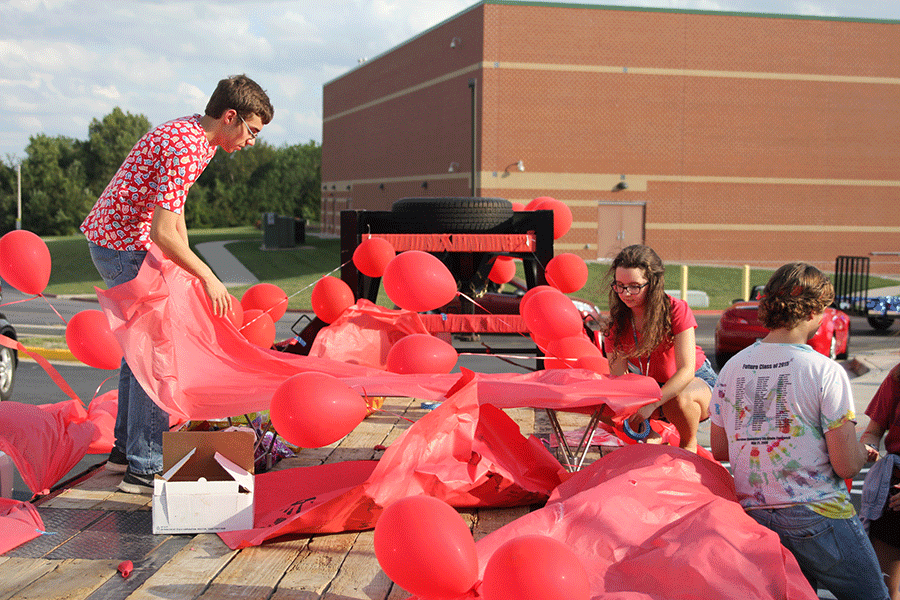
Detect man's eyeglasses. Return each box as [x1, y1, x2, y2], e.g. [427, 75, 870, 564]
[610, 282, 649, 295]
[238, 114, 258, 140]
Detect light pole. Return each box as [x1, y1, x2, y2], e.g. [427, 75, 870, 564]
[15, 163, 22, 230]
[469, 78, 476, 198]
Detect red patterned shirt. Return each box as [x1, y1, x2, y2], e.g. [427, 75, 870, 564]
[81, 115, 216, 251]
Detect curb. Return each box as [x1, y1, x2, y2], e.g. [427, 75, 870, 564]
[21, 346, 78, 363]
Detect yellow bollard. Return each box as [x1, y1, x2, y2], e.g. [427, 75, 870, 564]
[681, 265, 688, 301]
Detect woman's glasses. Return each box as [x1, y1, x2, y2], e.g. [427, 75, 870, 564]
[610, 282, 649, 295]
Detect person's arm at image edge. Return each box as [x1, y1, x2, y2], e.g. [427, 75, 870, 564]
[150, 206, 231, 317]
[825, 420, 868, 480]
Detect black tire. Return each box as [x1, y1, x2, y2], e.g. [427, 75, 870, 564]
[0, 342, 15, 402]
[391, 197, 514, 233]
[867, 316, 894, 331]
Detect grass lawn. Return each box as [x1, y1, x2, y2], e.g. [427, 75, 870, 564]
[40, 226, 898, 312]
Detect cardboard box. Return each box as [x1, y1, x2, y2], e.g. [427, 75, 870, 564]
[152, 430, 255, 534]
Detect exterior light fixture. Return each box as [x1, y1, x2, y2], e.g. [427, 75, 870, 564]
[421, 181, 428, 189]
[450, 37, 461, 48]
[448, 162, 459, 173]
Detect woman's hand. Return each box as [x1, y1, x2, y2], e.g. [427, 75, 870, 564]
[628, 402, 658, 429]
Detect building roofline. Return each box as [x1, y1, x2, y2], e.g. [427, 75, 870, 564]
[325, 0, 900, 87]
[486, 0, 900, 25]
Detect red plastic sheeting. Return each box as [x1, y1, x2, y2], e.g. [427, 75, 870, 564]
[219, 377, 567, 548]
[418, 313, 528, 334]
[0, 498, 44, 555]
[409, 445, 818, 600]
[375, 233, 536, 253]
[95, 247, 661, 422]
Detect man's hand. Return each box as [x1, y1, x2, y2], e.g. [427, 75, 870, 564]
[203, 276, 231, 318]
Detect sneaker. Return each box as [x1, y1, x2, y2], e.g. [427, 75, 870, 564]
[105, 447, 128, 473]
[118, 468, 159, 494]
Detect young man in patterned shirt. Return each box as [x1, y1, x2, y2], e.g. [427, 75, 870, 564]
[711, 263, 888, 600]
[81, 74, 273, 493]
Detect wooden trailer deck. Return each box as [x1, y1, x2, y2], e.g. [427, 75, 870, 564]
[0, 399, 602, 600]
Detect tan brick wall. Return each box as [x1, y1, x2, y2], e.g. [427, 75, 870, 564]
[323, 3, 900, 275]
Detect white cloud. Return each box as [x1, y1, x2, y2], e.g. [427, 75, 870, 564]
[0, 0, 896, 159]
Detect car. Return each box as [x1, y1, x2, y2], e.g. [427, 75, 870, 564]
[714, 285, 850, 369]
[0, 282, 18, 401]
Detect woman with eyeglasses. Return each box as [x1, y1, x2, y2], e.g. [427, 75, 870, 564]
[603, 244, 716, 452]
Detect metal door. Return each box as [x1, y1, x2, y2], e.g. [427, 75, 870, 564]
[597, 202, 645, 260]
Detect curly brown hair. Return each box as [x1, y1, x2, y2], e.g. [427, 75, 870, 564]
[605, 244, 672, 361]
[758, 263, 835, 330]
[205, 74, 274, 124]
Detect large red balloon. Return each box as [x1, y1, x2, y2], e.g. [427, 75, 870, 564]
[240, 309, 276, 348]
[353, 237, 396, 278]
[481, 534, 590, 600]
[374, 495, 479, 600]
[224, 293, 243, 328]
[518, 285, 555, 316]
[521, 288, 583, 340]
[545, 253, 588, 294]
[534, 198, 572, 239]
[382, 251, 457, 312]
[311, 276, 355, 324]
[386, 334, 458, 374]
[65, 310, 123, 370]
[0, 230, 51, 295]
[269, 372, 368, 448]
[488, 256, 516, 285]
[525, 196, 554, 210]
[544, 335, 606, 372]
[240, 283, 288, 322]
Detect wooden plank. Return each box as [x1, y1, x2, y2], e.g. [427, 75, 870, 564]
[322, 530, 393, 600]
[198, 538, 307, 600]
[6, 559, 118, 600]
[472, 505, 531, 541]
[39, 489, 114, 510]
[271, 531, 358, 600]
[125, 534, 236, 600]
[0, 558, 56, 600]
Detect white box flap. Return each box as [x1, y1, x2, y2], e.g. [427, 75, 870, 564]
[214, 451, 254, 492]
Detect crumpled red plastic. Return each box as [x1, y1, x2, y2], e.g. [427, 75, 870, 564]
[308, 299, 431, 368]
[218, 376, 567, 549]
[0, 497, 44, 555]
[95, 246, 661, 422]
[408, 444, 817, 600]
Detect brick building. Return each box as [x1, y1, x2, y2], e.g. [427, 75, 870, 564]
[322, 1, 900, 274]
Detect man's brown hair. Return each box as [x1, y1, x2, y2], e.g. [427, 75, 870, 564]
[758, 262, 835, 331]
[205, 74, 274, 124]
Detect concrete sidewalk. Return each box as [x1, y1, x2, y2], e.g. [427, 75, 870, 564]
[195, 240, 259, 287]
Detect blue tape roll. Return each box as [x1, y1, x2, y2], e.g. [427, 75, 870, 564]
[623, 418, 651, 441]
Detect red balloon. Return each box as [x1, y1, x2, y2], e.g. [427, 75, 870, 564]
[311, 276, 355, 324]
[511, 202, 526, 211]
[525, 196, 554, 210]
[534, 198, 572, 239]
[0, 230, 51, 295]
[545, 253, 589, 293]
[353, 237, 396, 278]
[240, 309, 276, 348]
[269, 372, 368, 447]
[481, 534, 591, 600]
[544, 336, 604, 371]
[382, 251, 457, 312]
[65, 310, 123, 370]
[374, 495, 478, 600]
[386, 334, 458, 374]
[521, 288, 583, 340]
[488, 256, 516, 285]
[241, 283, 288, 322]
[518, 285, 555, 316]
[224, 293, 243, 328]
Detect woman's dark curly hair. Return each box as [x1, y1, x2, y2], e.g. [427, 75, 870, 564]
[605, 244, 672, 361]
[758, 263, 835, 330]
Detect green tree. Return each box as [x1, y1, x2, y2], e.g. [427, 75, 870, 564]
[20, 134, 92, 235]
[0, 160, 17, 233]
[83, 108, 151, 196]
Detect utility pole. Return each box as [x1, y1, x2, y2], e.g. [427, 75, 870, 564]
[16, 163, 22, 230]
[469, 78, 476, 198]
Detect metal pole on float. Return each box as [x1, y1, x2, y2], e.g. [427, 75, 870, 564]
[16, 163, 22, 230]
[469, 78, 476, 198]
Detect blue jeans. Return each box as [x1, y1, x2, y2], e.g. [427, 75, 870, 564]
[88, 242, 168, 475]
[748, 504, 889, 600]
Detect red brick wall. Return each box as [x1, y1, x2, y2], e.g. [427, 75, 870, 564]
[323, 3, 900, 275]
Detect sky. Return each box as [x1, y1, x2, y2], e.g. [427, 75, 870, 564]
[1, 0, 898, 162]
